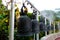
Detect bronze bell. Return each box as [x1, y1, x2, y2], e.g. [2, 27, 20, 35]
[39, 22, 46, 32]
[31, 11, 40, 34]
[17, 3, 33, 36]
[17, 16, 32, 36]
[47, 25, 51, 31]
[32, 19, 39, 34]
[47, 24, 54, 31]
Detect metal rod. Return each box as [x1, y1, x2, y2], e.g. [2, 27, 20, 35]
[9, 0, 14, 40]
[34, 34, 35, 40]
[45, 18, 47, 36]
[57, 22, 60, 32]
[54, 23, 55, 33]
[49, 21, 52, 34]
[36, 33, 39, 40]
[34, 33, 39, 40]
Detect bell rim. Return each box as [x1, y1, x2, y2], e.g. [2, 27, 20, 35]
[16, 33, 33, 36]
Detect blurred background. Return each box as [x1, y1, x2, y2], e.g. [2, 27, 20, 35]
[0, 0, 60, 40]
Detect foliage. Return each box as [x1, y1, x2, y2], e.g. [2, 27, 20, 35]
[0, 1, 9, 40]
[27, 13, 33, 19]
[55, 11, 60, 21]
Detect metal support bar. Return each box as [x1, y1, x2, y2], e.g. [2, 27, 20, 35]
[34, 34, 35, 40]
[34, 33, 39, 40]
[57, 22, 60, 32]
[49, 21, 52, 34]
[45, 18, 47, 36]
[9, 0, 14, 40]
[54, 23, 55, 33]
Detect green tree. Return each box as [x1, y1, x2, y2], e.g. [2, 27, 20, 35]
[0, 1, 9, 40]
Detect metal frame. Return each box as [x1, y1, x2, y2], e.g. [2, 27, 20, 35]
[9, 0, 14, 40]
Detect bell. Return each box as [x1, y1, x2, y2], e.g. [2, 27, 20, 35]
[47, 25, 51, 31]
[39, 22, 47, 32]
[17, 3, 33, 36]
[31, 10, 39, 34]
[32, 19, 39, 34]
[17, 16, 32, 36]
[47, 24, 54, 31]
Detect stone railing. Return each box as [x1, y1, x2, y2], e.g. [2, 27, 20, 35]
[41, 32, 60, 40]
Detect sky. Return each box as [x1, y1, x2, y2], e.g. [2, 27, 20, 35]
[2, 0, 60, 12]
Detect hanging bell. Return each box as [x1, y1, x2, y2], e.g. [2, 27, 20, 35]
[17, 16, 32, 36]
[31, 10, 39, 34]
[47, 25, 51, 31]
[17, 3, 33, 36]
[39, 22, 46, 32]
[32, 19, 39, 34]
[47, 24, 54, 31]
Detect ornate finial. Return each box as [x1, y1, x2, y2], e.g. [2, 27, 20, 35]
[20, 3, 28, 15]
